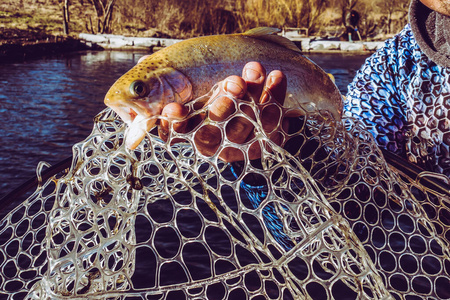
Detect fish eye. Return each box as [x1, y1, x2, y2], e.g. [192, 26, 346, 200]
[130, 80, 148, 98]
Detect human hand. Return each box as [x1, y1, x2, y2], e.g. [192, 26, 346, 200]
[158, 62, 288, 162]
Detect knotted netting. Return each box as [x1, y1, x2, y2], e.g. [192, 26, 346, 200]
[0, 85, 449, 300]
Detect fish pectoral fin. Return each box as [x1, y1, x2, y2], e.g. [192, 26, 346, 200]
[160, 68, 192, 104]
[243, 27, 301, 53]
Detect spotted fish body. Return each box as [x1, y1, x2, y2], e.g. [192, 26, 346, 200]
[104, 28, 342, 149]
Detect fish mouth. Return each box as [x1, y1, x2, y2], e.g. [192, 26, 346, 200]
[127, 107, 138, 123]
[110, 103, 158, 150]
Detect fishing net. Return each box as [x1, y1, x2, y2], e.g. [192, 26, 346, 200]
[0, 85, 449, 300]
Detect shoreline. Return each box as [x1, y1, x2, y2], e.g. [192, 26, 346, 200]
[79, 33, 385, 54]
[0, 36, 95, 63]
[0, 33, 384, 64]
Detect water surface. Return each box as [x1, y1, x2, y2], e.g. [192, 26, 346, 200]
[0, 51, 370, 199]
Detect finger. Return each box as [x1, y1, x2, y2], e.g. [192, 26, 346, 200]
[260, 70, 287, 105]
[193, 76, 248, 158]
[259, 71, 287, 135]
[159, 102, 188, 141]
[216, 76, 255, 144]
[218, 147, 245, 163]
[194, 125, 222, 157]
[209, 75, 246, 121]
[242, 62, 266, 101]
[225, 113, 255, 144]
[248, 141, 262, 161]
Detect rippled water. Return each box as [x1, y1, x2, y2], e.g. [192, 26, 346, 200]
[0, 50, 369, 199]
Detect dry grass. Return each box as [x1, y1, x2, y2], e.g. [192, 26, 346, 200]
[0, 0, 97, 39]
[0, 5, 60, 35]
[109, 0, 410, 39]
[0, 0, 410, 41]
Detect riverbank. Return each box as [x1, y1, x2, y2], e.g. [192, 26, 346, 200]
[0, 32, 384, 64]
[78, 33, 182, 52]
[0, 35, 94, 63]
[78, 33, 385, 53]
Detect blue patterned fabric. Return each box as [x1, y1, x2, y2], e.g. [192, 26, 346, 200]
[345, 24, 450, 177]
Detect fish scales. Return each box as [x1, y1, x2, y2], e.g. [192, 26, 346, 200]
[150, 34, 338, 101]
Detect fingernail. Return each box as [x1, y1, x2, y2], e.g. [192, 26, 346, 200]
[224, 79, 245, 97]
[268, 73, 283, 87]
[244, 67, 262, 82]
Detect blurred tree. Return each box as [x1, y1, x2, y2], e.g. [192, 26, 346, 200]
[379, 0, 409, 34]
[86, 0, 116, 34]
[186, 0, 238, 35]
[299, 0, 329, 33]
[331, 0, 379, 40]
[63, 0, 70, 35]
[356, 9, 378, 40]
[331, 0, 359, 27]
[234, 0, 327, 33]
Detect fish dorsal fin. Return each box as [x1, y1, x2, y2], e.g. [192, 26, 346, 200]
[242, 27, 301, 53]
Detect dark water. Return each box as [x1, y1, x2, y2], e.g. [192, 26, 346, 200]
[0, 51, 370, 200]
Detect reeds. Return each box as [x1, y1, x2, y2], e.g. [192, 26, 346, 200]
[111, 0, 329, 37]
[111, 0, 409, 39]
[0, 0, 410, 40]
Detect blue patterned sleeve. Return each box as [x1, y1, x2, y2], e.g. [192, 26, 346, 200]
[344, 27, 412, 153]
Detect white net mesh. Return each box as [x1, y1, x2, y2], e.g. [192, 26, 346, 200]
[0, 86, 449, 299]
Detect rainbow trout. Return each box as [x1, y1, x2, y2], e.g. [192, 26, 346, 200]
[104, 27, 343, 149]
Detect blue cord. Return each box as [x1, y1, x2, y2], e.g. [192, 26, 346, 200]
[230, 164, 294, 251]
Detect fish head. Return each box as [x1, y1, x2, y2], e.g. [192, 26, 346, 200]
[104, 56, 192, 149]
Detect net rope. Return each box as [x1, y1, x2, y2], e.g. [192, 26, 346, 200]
[0, 85, 449, 299]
